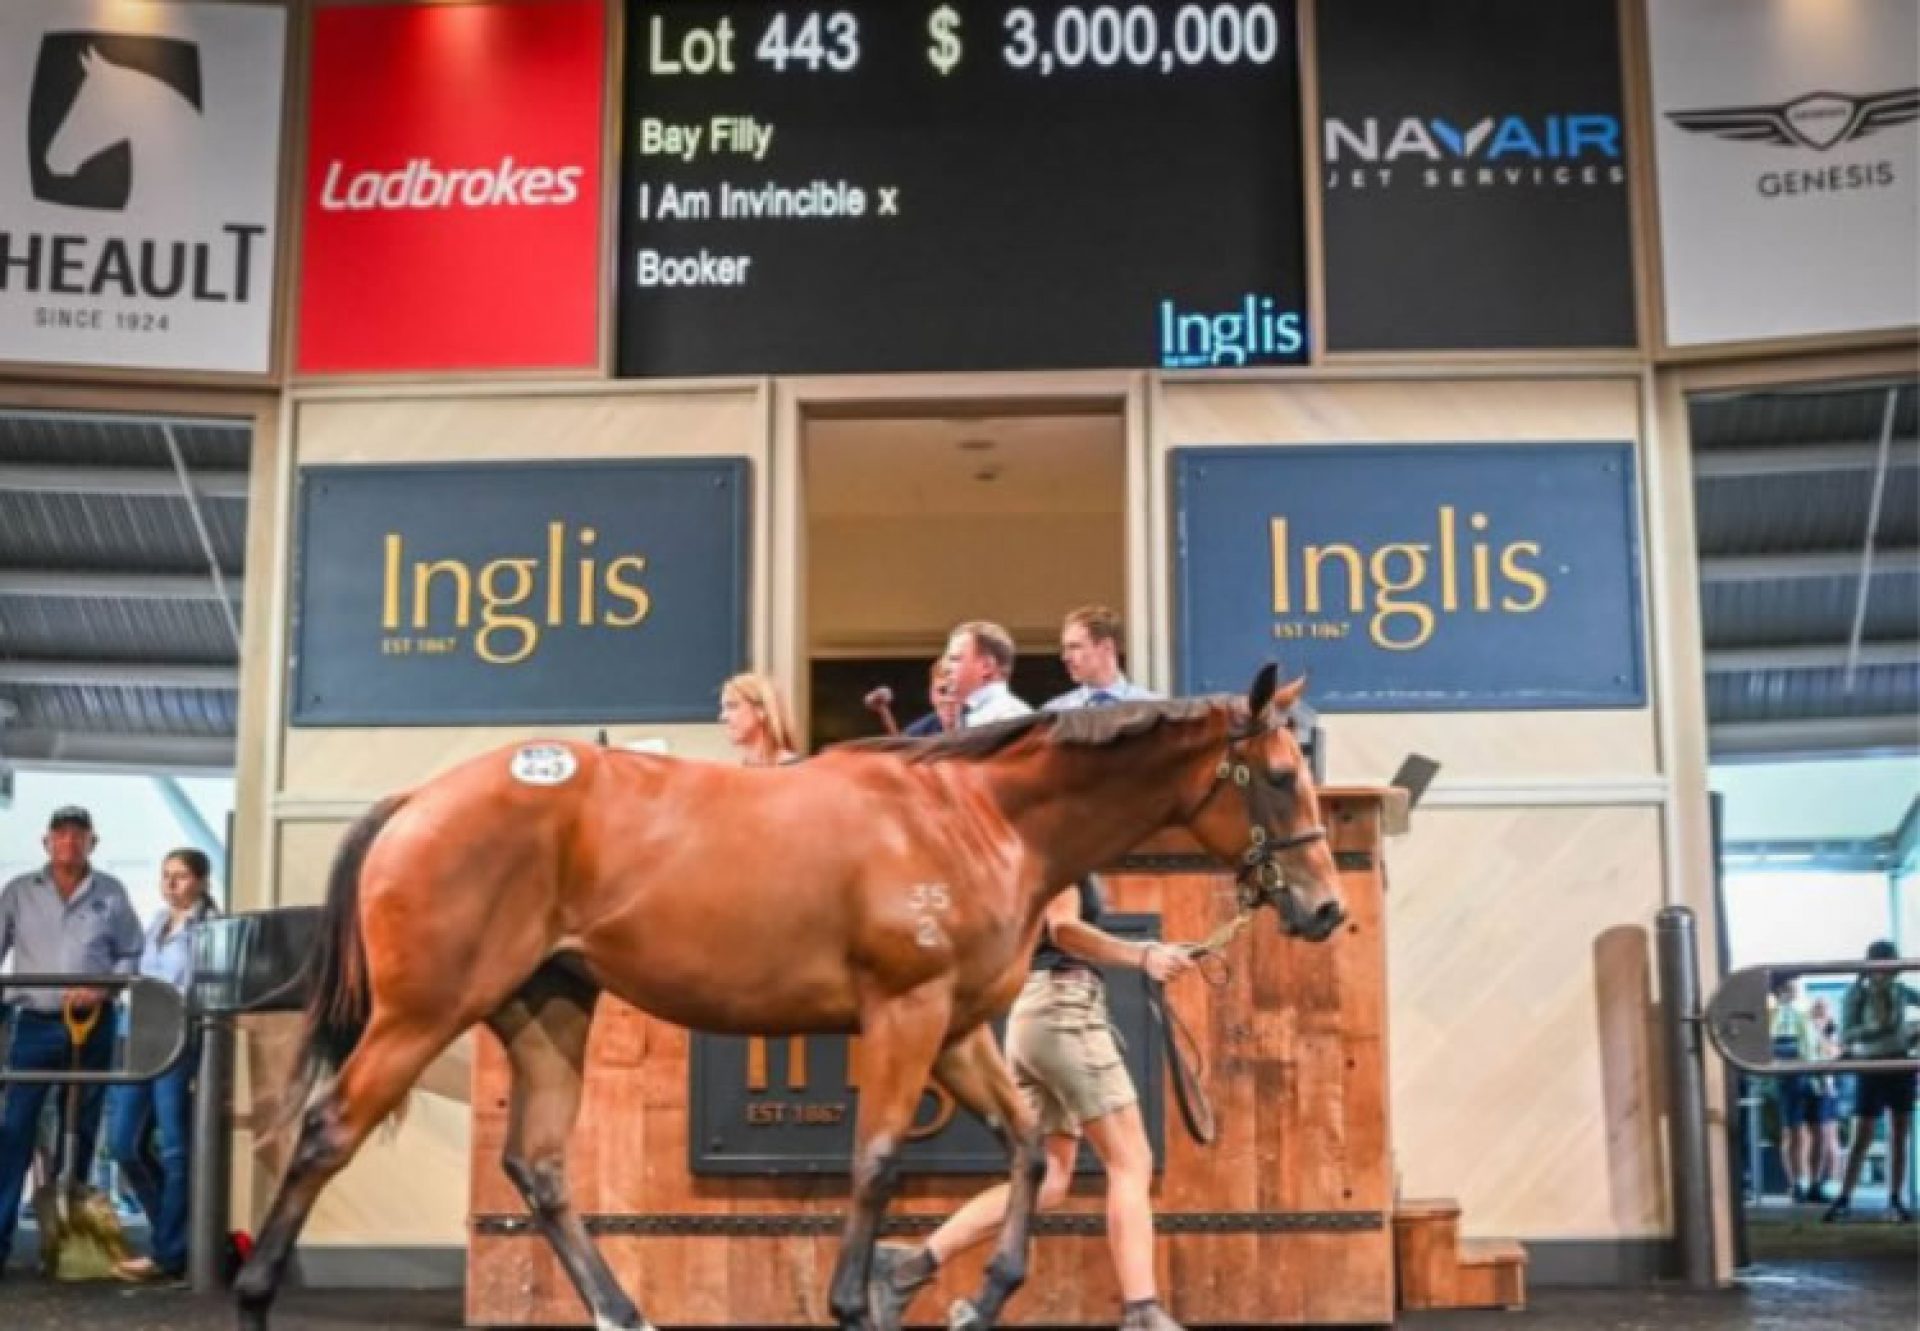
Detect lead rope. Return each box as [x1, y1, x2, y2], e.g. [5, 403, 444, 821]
[1145, 890, 1260, 1146]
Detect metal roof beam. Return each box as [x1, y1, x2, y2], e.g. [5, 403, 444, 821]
[1695, 441, 1920, 478]
[0, 463, 249, 500]
[162, 423, 244, 652]
[1699, 548, 1920, 582]
[0, 661, 237, 688]
[1843, 389, 1902, 691]
[0, 407, 249, 433]
[0, 569, 240, 600]
[0, 726, 233, 773]
[1710, 714, 1920, 760]
[1720, 838, 1894, 872]
[1892, 796, 1920, 874]
[1704, 641, 1920, 672]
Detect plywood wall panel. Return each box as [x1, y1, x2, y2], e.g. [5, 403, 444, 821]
[1387, 805, 1667, 1238]
[1159, 378, 1640, 446]
[294, 390, 763, 465]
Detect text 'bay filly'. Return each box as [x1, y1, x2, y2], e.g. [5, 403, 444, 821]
[235, 667, 1344, 1331]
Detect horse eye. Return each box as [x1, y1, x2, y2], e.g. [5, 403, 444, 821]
[1267, 768, 1296, 792]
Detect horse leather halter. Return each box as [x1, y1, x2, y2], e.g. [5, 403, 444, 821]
[1190, 715, 1329, 924]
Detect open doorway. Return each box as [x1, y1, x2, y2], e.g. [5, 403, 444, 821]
[1689, 377, 1918, 1259]
[802, 406, 1129, 747]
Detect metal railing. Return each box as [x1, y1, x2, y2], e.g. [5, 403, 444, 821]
[1660, 910, 1919, 1294]
[0, 975, 188, 1084]
[1705, 958, 1920, 1076]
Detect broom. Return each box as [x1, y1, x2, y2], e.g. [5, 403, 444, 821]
[33, 995, 131, 1281]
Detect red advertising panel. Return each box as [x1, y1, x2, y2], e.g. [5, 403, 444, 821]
[298, 0, 604, 373]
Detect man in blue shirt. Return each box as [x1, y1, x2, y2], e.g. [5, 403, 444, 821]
[1044, 605, 1160, 711]
[901, 660, 959, 738]
[0, 805, 144, 1274]
[944, 620, 1032, 726]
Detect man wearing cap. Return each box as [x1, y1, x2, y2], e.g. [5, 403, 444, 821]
[0, 805, 144, 1274]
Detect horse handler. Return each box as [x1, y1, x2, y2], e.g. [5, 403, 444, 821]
[873, 611, 1200, 1331]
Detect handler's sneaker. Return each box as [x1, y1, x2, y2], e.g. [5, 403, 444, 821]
[870, 1243, 932, 1331]
[1120, 1300, 1186, 1331]
[948, 1298, 987, 1331]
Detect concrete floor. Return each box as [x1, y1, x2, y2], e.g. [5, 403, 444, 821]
[0, 1224, 1911, 1330]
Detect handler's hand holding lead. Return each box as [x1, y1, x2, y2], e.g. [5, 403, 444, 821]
[1142, 941, 1194, 983]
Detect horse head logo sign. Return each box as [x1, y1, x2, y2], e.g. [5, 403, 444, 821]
[29, 33, 203, 211]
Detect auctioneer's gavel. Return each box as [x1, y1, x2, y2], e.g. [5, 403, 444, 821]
[863, 685, 899, 736]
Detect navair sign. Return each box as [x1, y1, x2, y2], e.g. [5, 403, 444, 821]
[297, 0, 605, 374]
[1315, 0, 1635, 352]
[0, 0, 285, 373]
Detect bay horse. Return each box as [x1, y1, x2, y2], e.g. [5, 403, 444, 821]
[234, 666, 1344, 1331]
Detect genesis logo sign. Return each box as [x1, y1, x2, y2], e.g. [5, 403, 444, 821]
[1668, 87, 1919, 152]
[1668, 86, 1919, 200]
[28, 34, 203, 211]
[1324, 113, 1624, 191]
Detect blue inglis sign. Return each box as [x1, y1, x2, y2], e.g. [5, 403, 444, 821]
[1173, 444, 1646, 710]
[292, 459, 749, 726]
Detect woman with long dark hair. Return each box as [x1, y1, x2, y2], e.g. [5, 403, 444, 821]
[108, 847, 218, 1281]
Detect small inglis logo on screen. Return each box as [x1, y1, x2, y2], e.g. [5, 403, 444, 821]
[1158, 296, 1304, 369]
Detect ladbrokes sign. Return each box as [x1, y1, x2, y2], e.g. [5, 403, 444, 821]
[292, 460, 748, 726]
[0, 0, 284, 372]
[1173, 444, 1646, 711]
[297, 0, 604, 373]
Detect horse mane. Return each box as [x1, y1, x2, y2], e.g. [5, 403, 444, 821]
[842, 696, 1234, 765]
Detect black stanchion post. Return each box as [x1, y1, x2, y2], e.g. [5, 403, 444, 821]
[189, 1012, 235, 1292]
[1657, 905, 1718, 1289]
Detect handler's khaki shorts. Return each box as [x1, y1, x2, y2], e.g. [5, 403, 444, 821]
[1006, 970, 1137, 1137]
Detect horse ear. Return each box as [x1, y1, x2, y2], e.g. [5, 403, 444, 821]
[1247, 662, 1279, 718]
[1272, 673, 1308, 714]
[80, 45, 99, 71]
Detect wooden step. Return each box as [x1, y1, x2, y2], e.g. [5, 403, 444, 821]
[1392, 1199, 1527, 1312]
[1457, 1239, 1527, 1310]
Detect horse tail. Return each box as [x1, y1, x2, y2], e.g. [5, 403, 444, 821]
[287, 794, 408, 1113]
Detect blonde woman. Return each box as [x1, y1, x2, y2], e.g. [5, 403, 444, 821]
[719, 672, 800, 767]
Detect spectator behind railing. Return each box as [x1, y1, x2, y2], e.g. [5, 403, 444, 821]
[1824, 940, 1919, 1224]
[106, 847, 219, 1283]
[0, 805, 143, 1280]
[1769, 974, 1822, 1203]
[1806, 993, 1845, 1203]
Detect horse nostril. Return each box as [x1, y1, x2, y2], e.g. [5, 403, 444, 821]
[1312, 902, 1346, 939]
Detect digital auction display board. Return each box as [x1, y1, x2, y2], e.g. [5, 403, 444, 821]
[618, 0, 1308, 376]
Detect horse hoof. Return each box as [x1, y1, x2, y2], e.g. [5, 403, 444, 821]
[869, 1242, 932, 1331]
[948, 1297, 988, 1331]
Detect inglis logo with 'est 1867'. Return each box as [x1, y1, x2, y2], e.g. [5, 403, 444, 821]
[1157, 296, 1305, 369]
[379, 521, 651, 666]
